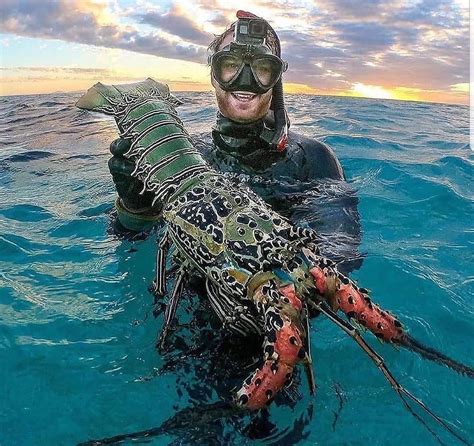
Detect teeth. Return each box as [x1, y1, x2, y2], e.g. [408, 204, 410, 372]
[232, 92, 257, 101]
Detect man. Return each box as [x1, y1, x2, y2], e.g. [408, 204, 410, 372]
[86, 12, 362, 435]
[108, 11, 361, 273]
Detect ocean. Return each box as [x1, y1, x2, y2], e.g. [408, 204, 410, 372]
[0, 90, 472, 445]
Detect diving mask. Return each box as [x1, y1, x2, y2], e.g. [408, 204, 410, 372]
[211, 43, 288, 94]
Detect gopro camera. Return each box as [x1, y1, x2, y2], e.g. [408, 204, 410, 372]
[234, 18, 268, 45]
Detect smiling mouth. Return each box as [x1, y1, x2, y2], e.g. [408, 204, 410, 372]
[231, 91, 257, 102]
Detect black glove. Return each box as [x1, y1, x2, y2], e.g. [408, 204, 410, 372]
[108, 137, 161, 214]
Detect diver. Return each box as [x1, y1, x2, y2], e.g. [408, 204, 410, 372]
[80, 13, 364, 444]
[108, 10, 362, 273]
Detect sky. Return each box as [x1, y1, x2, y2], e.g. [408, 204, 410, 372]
[0, 0, 470, 104]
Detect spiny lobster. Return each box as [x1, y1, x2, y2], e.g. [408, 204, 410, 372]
[76, 79, 473, 444]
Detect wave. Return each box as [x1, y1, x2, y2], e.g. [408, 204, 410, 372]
[0, 89, 471, 446]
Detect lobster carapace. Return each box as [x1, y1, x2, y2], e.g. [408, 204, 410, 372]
[76, 79, 473, 443]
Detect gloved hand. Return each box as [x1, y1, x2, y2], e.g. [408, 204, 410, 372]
[108, 137, 161, 214]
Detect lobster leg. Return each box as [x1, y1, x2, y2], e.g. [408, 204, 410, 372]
[309, 300, 469, 445]
[152, 230, 171, 297]
[309, 261, 474, 377]
[309, 260, 403, 343]
[157, 266, 187, 352]
[234, 281, 306, 410]
[302, 303, 316, 395]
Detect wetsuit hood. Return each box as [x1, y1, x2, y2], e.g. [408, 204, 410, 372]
[212, 111, 278, 153]
[210, 11, 289, 152]
[213, 112, 265, 138]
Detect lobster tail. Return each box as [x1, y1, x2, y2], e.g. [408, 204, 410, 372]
[75, 81, 122, 113]
[76, 79, 214, 207]
[75, 78, 181, 114]
[401, 334, 474, 378]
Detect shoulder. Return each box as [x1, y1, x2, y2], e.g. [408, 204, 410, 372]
[287, 131, 345, 180]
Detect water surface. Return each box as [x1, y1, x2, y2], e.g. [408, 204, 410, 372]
[0, 91, 472, 445]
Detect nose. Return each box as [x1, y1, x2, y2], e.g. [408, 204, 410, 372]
[235, 64, 256, 90]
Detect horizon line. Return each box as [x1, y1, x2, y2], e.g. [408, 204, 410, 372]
[0, 88, 469, 107]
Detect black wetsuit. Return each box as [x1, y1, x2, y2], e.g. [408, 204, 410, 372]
[194, 114, 362, 274]
[112, 112, 362, 273]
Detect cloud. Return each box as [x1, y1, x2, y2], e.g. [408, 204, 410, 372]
[0, 0, 206, 63]
[450, 82, 468, 92]
[392, 0, 461, 27]
[331, 22, 396, 53]
[0, 66, 114, 74]
[0, 0, 468, 102]
[0, 66, 123, 84]
[287, 0, 466, 92]
[314, 0, 391, 20]
[134, 3, 213, 46]
[207, 11, 231, 28]
[350, 53, 468, 90]
[5, 65, 136, 77]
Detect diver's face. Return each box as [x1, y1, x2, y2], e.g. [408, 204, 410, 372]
[211, 33, 273, 123]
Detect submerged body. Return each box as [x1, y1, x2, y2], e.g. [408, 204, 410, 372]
[77, 79, 473, 442]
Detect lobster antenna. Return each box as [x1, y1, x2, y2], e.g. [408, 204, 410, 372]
[77, 401, 236, 446]
[308, 300, 470, 445]
[400, 334, 474, 378]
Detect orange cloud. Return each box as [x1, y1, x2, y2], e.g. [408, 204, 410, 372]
[0, 0, 468, 104]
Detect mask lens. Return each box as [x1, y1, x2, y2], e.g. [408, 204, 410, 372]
[214, 54, 242, 83]
[252, 57, 281, 87]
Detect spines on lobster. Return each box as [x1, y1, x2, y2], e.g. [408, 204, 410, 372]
[235, 280, 307, 410]
[76, 79, 216, 207]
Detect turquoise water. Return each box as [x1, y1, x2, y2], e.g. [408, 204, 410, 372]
[0, 92, 472, 445]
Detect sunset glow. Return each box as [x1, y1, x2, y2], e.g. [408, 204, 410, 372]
[0, 0, 469, 105]
[349, 84, 395, 100]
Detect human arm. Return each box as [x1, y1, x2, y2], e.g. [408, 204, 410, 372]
[287, 134, 363, 274]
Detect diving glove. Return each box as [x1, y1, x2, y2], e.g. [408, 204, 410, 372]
[109, 137, 162, 231]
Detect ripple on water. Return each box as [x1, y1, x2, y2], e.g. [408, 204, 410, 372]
[1, 150, 55, 163]
[0, 204, 54, 222]
[0, 91, 472, 446]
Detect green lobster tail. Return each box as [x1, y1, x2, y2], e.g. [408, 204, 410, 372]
[75, 78, 182, 114]
[76, 78, 215, 207]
